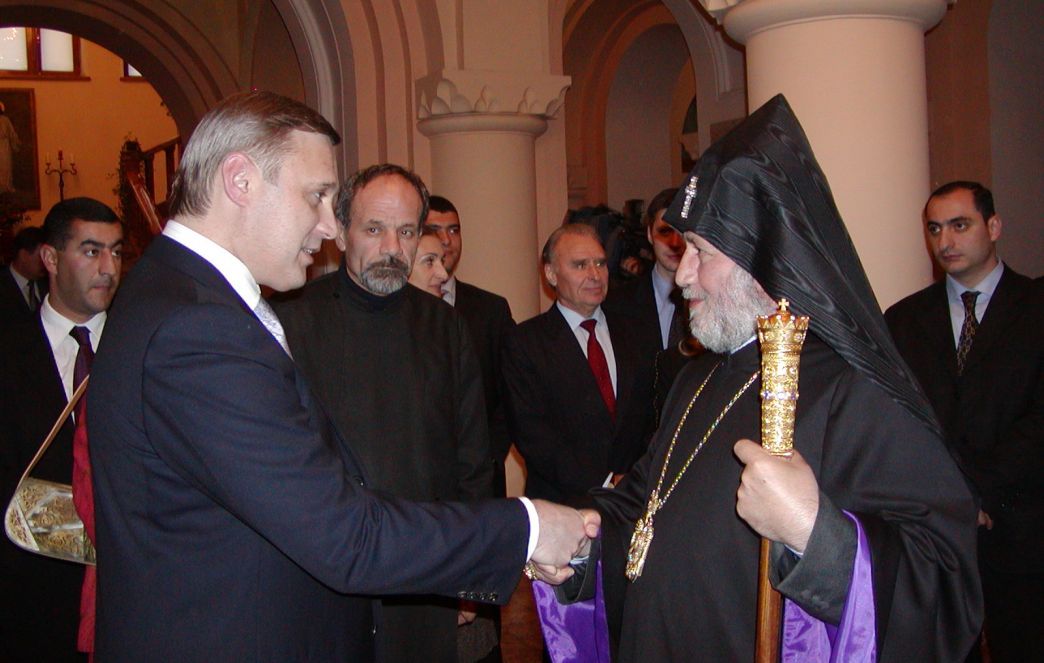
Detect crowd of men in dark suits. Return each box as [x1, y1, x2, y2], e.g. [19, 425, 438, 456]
[0, 89, 1037, 663]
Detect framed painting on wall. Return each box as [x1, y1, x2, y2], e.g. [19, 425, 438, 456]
[0, 88, 41, 211]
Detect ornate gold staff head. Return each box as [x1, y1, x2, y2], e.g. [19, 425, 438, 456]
[756, 299, 809, 457]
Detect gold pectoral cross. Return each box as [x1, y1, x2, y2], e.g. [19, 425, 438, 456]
[625, 489, 660, 581]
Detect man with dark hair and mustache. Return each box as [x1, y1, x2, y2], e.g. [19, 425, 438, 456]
[274, 163, 495, 663]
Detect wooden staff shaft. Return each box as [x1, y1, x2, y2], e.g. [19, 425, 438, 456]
[755, 537, 782, 662]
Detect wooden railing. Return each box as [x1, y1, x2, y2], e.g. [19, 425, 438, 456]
[141, 137, 181, 206]
[118, 137, 179, 265]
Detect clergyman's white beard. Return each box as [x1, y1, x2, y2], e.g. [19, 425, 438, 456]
[683, 269, 774, 354]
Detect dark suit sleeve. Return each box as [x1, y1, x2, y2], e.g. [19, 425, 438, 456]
[453, 316, 495, 501]
[502, 327, 585, 487]
[142, 303, 528, 601]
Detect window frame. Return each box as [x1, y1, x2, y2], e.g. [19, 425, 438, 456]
[0, 27, 88, 81]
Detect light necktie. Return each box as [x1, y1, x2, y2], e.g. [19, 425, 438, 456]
[69, 326, 94, 421]
[253, 298, 292, 357]
[956, 290, 979, 374]
[581, 319, 616, 418]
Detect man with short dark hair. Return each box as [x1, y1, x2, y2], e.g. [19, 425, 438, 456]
[425, 195, 515, 498]
[503, 223, 655, 504]
[0, 196, 123, 663]
[604, 187, 691, 419]
[87, 92, 595, 662]
[275, 164, 495, 663]
[605, 188, 685, 357]
[1, 224, 48, 323]
[885, 181, 1043, 662]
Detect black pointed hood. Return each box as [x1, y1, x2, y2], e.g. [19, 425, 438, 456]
[664, 94, 938, 434]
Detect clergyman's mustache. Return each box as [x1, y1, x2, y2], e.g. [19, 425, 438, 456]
[360, 255, 411, 295]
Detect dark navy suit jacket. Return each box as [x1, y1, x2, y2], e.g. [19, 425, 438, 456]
[89, 236, 530, 662]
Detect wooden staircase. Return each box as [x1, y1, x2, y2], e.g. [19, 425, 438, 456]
[118, 137, 180, 264]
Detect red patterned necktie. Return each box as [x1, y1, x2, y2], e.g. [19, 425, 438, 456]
[581, 319, 616, 418]
[68, 326, 97, 653]
[956, 290, 979, 375]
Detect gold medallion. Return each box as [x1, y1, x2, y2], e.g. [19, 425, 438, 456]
[625, 490, 659, 580]
[623, 367, 759, 581]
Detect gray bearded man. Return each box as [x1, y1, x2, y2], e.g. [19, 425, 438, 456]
[274, 164, 498, 663]
[539, 95, 981, 662]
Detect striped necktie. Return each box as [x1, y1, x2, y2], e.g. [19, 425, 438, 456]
[956, 290, 979, 374]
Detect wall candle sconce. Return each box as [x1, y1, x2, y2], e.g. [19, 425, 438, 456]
[45, 150, 78, 202]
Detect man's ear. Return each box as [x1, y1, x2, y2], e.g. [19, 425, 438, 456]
[39, 243, 59, 278]
[543, 262, 557, 288]
[334, 224, 347, 252]
[220, 153, 257, 207]
[987, 214, 1002, 242]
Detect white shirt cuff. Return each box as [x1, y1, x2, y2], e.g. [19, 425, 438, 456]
[518, 497, 539, 560]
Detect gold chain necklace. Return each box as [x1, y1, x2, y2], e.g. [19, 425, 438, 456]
[625, 364, 760, 581]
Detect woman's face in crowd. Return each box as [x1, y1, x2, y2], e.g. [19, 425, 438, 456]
[409, 233, 450, 297]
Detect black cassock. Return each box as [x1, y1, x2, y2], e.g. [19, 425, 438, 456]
[275, 270, 493, 663]
[587, 334, 980, 662]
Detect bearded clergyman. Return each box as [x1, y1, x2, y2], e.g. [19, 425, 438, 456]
[541, 95, 981, 662]
[274, 164, 494, 663]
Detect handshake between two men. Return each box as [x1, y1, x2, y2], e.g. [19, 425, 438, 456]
[528, 501, 602, 584]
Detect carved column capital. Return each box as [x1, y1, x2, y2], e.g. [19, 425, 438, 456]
[417, 69, 571, 121]
[707, 0, 950, 42]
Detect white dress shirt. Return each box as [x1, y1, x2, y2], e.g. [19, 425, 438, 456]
[163, 220, 262, 309]
[39, 297, 105, 401]
[945, 260, 1004, 347]
[440, 275, 457, 306]
[9, 264, 34, 308]
[650, 266, 676, 350]
[557, 301, 618, 394]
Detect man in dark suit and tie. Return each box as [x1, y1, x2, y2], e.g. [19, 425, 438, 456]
[1, 197, 123, 662]
[604, 187, 692, 418]
[885, 181, 1043, 662]
[1, 225, 48, 324]
[87, 91, 596, 663]
[503, 223, 655, 504]
[425, 195, 516, 497]
[605, 188, 683, 357]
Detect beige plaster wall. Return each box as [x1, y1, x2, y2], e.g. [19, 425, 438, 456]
[604, 23, 689, 210]
[7, 39, 178, 226]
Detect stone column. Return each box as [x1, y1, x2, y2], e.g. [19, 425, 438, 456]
[706, 0, 949, 307]
[418, 69, 570, 321]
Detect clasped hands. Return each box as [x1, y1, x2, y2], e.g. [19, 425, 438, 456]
[734, 439, 819, 554]
[526, 500, 601, 585]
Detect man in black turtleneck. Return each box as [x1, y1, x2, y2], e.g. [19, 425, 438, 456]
[274, 164, 493, 663]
